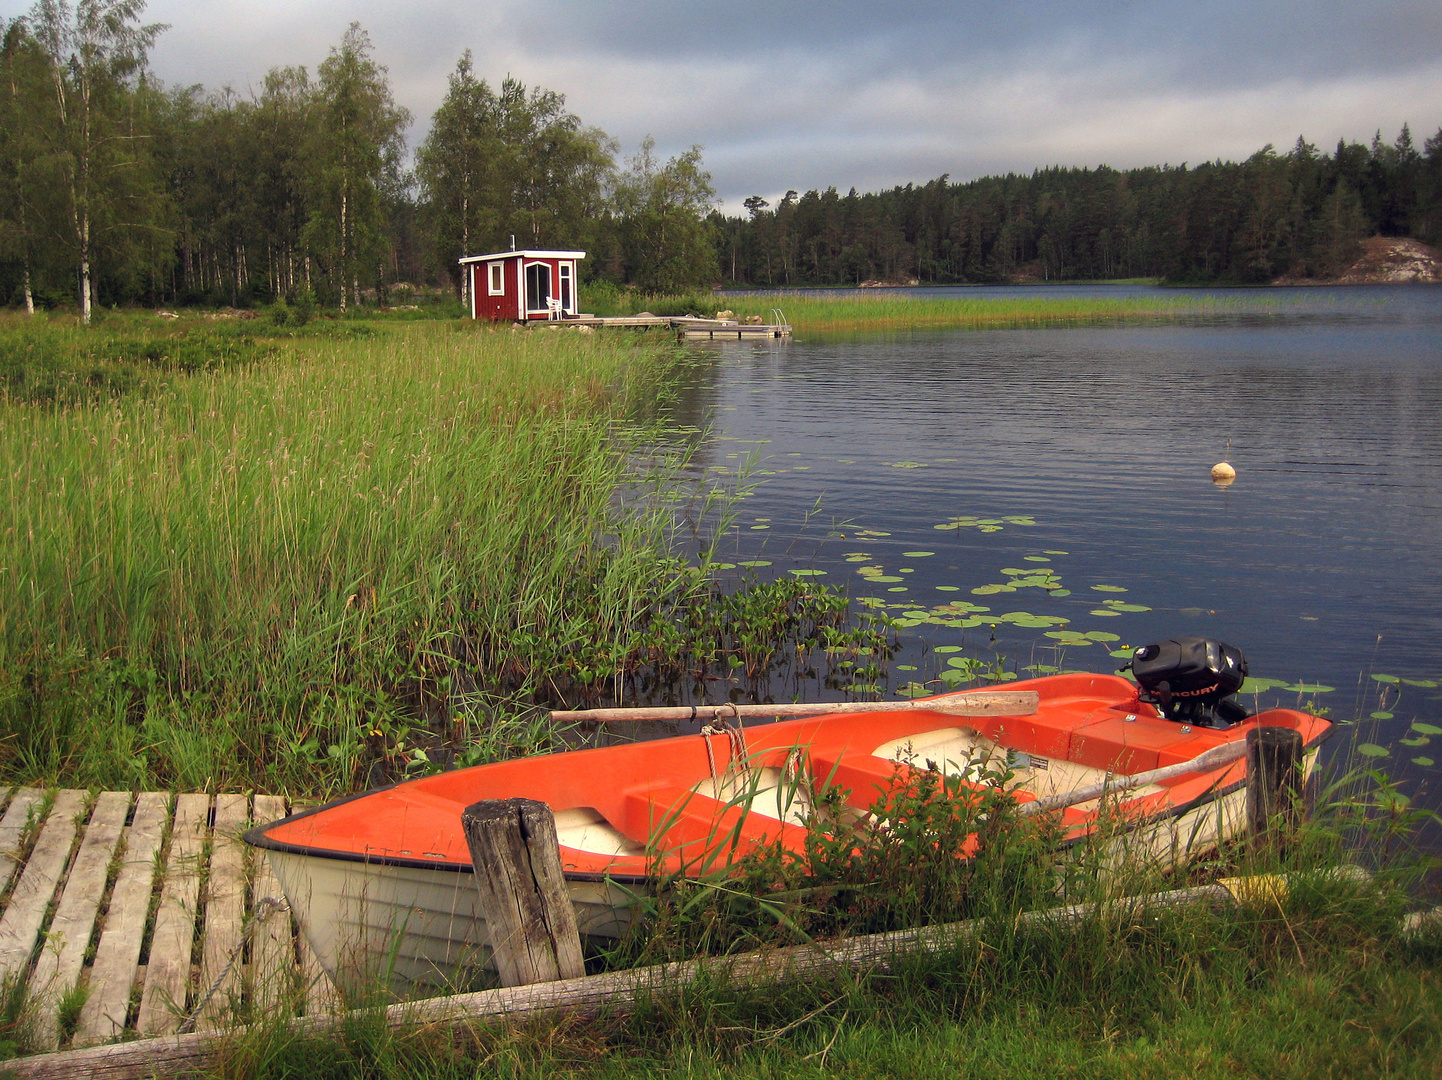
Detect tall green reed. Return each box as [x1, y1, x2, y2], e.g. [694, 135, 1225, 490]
[0, 323, 713, 793]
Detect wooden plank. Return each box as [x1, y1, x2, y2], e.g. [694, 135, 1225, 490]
[135, 794, 209, 1037]
[194, 794, 248, 1033]
[26, 792, 131, 1051]
[0, 789, 46, 898]
[0, 883, 1238, 1080]
[73, 793, 171, 1048]
[248, 795, 292, 1017]
[0, 791, 89, 987]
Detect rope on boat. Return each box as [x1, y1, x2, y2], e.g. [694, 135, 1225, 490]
[699, 703, 748, 780]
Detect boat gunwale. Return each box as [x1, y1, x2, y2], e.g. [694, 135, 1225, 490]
[243, 723, 1335, 885]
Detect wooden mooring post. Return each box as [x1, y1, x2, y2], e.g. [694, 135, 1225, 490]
[1245, 725, 1305, 849]
[461, 798, 586, 987]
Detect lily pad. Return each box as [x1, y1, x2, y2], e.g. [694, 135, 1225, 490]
[1403, 678, 1440, 688]
[1050, 589, 1072, 597]
[1089, 610, 1123, 617]
[1371, 674, 1401, 684]
[1412, 757, 1435, 767]
[788, 569, 826, 576]
[1091, 585, 1128, 593]
[902, 551, 935, 558]
[935, 585, 960, 592]
[1282, 682, 1335, 694]
[1105, 603, 1153, 613]
[1370, 711, 1394, 720]
[933, 645, 963, 654]
[1411, 722, 1442, 736]
[737, 560, 772, 567]
[1356, 743, 1389, 758]
[1241, 678, 1288, 694]
[1400, 737, 1430, 747]
[1109, 648, 1135, 659]
[1084, 631, 1121, 642]
[1023, 556, 1051, 563]
[1043, 550, 1069, 555]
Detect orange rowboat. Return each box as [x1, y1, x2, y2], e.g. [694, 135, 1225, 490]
[246, 671, 1330, 993]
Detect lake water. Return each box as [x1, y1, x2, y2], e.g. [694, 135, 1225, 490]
[667, 284, 1442, 831]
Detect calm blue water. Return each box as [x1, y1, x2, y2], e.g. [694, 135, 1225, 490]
[669, 284, 1442, 824]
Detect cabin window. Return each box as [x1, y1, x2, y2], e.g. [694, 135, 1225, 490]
[487, 262, 504, 295]
[559, 263, 573, 313]
[525, 263, 552, 312]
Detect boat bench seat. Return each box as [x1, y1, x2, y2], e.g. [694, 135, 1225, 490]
[616, 784, 809, 864]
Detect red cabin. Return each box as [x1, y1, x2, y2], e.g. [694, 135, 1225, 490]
[460, 248, 585, 322]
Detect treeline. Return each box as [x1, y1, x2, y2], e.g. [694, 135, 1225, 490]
[716, 128, 1442, 286]
[0, 2, 717, 320]
[3, 3, 1441, 316]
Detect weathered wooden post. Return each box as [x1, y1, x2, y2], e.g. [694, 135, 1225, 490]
[461, 798, 586, 987]
[1245, 726, 1304, 850]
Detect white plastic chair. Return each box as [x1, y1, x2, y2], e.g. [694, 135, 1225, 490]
[546, 298, 565, 321]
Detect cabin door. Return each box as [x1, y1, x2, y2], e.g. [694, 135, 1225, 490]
[525, 262, 552, 315]
[559, 263, 573, 314]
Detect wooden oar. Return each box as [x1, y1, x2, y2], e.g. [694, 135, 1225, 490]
[549, 689, 1040, 724]
[1017, 740, 1247, 817]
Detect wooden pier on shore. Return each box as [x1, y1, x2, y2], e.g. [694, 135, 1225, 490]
[0, 788, 337, 1053]
[562, 314, 792, 339]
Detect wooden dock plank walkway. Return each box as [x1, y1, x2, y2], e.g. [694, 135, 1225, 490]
[0, 787, 341, 1054]
[74, 792, 168, 1047]
[26, 791, 129, 1050]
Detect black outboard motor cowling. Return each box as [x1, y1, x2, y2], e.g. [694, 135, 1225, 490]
[1120, 636, 1249, 728]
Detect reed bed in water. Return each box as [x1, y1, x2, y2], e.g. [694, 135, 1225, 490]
[731, 292, 1252, 333]
[0, 322, 719, 794]
[601, 288, 1255, 333]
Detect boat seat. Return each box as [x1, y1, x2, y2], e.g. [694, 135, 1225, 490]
[617, 783, 809, 866]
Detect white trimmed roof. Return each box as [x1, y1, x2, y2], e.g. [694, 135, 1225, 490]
[459, 249, 586, 264]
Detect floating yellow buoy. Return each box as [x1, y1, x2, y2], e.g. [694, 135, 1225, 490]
[1211, 461, 1236, 483]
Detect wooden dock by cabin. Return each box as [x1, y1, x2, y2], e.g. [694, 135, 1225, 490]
[0, 788, 338, 1054]
[562, 315, 792, 339]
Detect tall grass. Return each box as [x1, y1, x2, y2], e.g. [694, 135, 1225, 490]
[0, 321, 723, 793]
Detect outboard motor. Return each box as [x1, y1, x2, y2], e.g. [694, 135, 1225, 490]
[1120, 636, 1249, 729]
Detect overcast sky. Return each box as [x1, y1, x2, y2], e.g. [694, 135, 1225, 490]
[5, 0, 1440, 213]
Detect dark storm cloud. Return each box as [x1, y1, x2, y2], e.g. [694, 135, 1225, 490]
[519, 0, 1442, 87]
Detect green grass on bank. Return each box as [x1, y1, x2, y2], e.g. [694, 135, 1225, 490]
[586, 285, 1262, 334]
[158, 869, 1442, 1080]
[0, 316, 731, 794]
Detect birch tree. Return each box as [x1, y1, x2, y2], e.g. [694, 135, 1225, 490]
[27, 0, 167, 322]
[302, 23, 408, 311]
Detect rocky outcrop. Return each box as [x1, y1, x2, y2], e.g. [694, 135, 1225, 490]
[1276, 236, 1442, 285]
